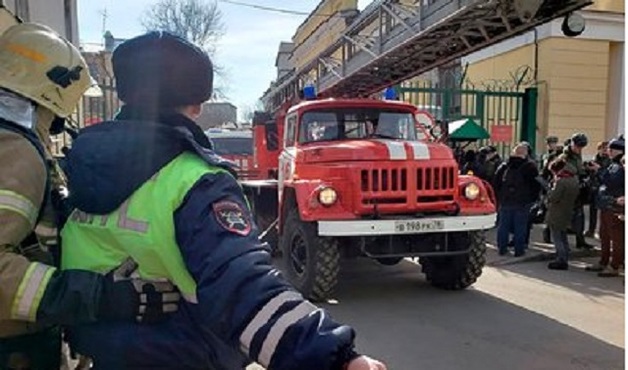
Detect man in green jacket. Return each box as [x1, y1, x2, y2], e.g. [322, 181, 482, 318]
[559, 133, 593, 249]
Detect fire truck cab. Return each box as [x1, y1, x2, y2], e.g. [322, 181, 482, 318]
[242, 94, 496, 301]
[205, 128, 257, 179]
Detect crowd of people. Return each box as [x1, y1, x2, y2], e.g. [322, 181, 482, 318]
[464, 133, 625, 277]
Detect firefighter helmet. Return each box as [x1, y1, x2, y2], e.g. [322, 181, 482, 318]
[0, 23, 92, 117]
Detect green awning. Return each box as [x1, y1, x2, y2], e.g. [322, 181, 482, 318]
[447, 118, 490, 141]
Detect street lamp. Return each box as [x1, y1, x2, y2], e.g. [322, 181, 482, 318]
[562, 12, 586, 37]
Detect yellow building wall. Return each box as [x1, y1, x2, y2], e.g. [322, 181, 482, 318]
[464, 37, 612, 157]
[291, 0, 357, 71]
[291, 15, 353, 71]
[586, 0, 625, 13]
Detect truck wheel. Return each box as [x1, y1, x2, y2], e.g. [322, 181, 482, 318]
[281, 210, 339, 302]
[419, 231, 486, 290]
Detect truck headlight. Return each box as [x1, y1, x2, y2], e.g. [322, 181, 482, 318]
[464, 183, 480, 200]
[318, 187, 338, 206]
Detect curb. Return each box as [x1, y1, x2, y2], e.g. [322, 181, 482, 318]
[485, 243, 599, 267]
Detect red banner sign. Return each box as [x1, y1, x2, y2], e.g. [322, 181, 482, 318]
[490, 125, 513, 143]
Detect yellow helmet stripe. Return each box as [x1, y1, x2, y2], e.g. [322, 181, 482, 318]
[4, 42, 47, 63]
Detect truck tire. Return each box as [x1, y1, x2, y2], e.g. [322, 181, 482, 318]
[281, 210, 339, 301]
[419, 231, 486, 290]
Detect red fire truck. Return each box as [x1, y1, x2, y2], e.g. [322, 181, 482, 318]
[241, 0, 591, 300]
[205, 128, 258, 179]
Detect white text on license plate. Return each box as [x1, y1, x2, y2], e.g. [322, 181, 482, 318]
[394, 220, 445, 233]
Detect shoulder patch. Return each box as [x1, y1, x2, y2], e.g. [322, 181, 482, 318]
[213, 200, 251, 236]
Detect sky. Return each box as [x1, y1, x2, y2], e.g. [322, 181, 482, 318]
[78, 0, 371, 120]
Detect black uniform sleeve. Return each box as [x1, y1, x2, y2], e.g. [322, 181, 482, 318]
[173, 172, 357, 370]
[36, 269, 102, 325]
[36, 268, 152, 326]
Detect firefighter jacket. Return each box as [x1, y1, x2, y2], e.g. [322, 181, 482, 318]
[60, 110, 358, 370]
[0, 120, 148, 341]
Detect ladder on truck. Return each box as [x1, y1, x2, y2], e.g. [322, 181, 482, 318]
[262, 0, 593, 111]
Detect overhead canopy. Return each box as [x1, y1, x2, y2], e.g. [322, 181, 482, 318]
[447, 118, 490, 141]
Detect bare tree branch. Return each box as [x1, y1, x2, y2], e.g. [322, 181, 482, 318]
[142, 0, 228, 97]
[241, 100, 265, 122]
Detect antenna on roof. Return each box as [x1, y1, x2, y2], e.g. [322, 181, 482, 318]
[99, 7, 109, 40]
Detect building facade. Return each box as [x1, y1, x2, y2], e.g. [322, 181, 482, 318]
[460, 1, 624, 155]
[263, 1, 623, 157]
[1, 0, 79, 44]
[198, 102, 238, 130]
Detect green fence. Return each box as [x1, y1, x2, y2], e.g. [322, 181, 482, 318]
[397, 81, 537, 158]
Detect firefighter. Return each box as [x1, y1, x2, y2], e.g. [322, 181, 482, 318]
[59, 31, 386, 370]
[0, 23, 179, 370]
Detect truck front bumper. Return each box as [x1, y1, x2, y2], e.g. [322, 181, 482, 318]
[317, 214, 496, 237]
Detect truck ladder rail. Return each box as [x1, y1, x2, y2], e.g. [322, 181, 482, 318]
[263, 0, 593, 111]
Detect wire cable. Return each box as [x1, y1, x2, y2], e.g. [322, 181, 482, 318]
[217, 0, 351, 17]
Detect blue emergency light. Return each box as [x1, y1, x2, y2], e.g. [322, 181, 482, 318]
[384, 87, 398, 100]
[303, 84, 317, 100]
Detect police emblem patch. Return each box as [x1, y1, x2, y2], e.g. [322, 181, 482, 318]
[213, 200, 251, 236]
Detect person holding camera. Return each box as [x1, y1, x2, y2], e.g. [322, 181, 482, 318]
[584, 141, 611, 238]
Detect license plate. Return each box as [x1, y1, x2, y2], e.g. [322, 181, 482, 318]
[394, 220, 445, 233]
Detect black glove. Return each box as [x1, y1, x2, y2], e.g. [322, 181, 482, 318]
[99, 258, 181, 323]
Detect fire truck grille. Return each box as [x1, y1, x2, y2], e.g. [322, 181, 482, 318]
[416, 166, 456, 191]
[361, 168, 408, 192]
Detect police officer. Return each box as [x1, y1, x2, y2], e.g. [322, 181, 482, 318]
[0, 23, 179, 370]
[60, 32, 386, 370]
[559, 132, 594, 249]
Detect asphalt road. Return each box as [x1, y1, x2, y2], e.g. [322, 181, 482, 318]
[309, 257, 624, 370]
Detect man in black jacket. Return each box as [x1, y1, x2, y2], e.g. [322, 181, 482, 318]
[586, 136, 624, 277]
[493, 144, 540, 257]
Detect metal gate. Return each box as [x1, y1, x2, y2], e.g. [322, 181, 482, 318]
[398, 82, 538, 157]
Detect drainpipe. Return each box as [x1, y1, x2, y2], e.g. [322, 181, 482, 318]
[533, 28, 539, 84]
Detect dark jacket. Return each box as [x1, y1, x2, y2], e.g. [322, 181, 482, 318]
[545, 170, 579, 230]
[62, 108, 357, 370]
[597, 154, 625, 211]
[493, 156, 540, 207]
[559, 146, 585, 177]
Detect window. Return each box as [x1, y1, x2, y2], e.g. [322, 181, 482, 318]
[298, 108, 419, 144]
[15, 0, 29, 21]
[265, 122, 279, 151]
[285, 114, 297, 147]
[64, 0, 73, 42]
[208, 137, 253, 156]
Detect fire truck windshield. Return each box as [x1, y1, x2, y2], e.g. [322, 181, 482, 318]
[209, 137, 253, 156]
[299, 108, 424, 143]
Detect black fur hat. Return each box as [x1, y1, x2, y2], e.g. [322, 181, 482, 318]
[112, 31, 213, 109]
